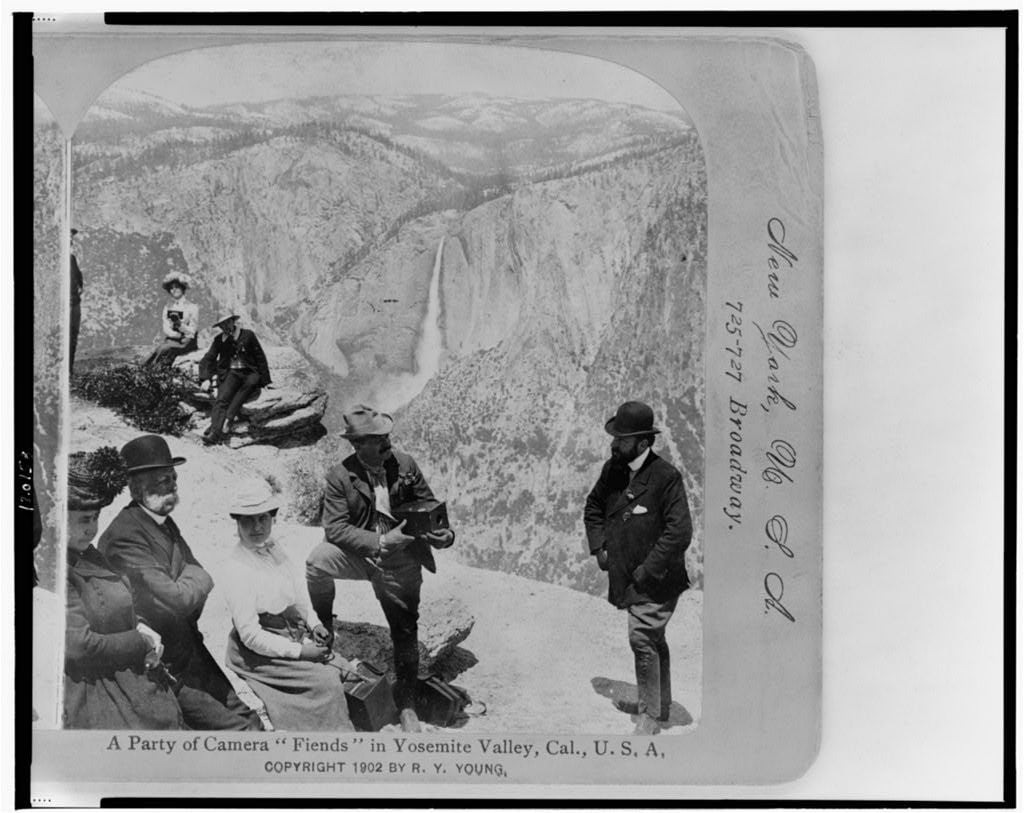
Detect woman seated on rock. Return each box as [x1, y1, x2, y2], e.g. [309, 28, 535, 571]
[64, 447, 184, 730]
[222, 481, 353, 732]
[143, 271, 198, 368]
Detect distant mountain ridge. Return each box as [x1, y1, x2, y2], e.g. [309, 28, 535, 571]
[77, 90, 692, 177]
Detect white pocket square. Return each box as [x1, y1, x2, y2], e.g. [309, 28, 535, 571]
[631, 505, 649, 515]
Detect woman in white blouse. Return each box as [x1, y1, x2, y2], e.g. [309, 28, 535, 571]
[222, 482, 353, 731]
[143, 271, 199, 368]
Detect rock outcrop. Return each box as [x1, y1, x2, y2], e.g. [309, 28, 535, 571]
[74, 342, 329, 449]
[182, 343, 329, 448]
[331, 595, 476, 684]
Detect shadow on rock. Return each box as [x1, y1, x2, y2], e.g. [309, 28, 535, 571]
[590, 676, 693, 728]
[430, 646, 479, 682]
[331, 620, 477, 684]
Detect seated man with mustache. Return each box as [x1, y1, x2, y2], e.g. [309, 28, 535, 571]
[99, 435, 263, 730]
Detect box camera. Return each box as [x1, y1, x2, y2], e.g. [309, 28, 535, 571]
[392, 499, 449, 541]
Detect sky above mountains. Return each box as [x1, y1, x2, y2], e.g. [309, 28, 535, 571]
[114, 41, 684, 113]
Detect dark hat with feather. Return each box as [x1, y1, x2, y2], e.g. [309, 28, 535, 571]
[67, 447, 129, 511]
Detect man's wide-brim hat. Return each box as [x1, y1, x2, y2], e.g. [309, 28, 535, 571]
[340, 404, 394, 438]
[229, 480, 281, 516]
[213, 312, 238, 329]
[68, 447, 129, 511]
[162, 270, 193, 292]
[605, 400, 662, 438]
[121, 434, 186, 473]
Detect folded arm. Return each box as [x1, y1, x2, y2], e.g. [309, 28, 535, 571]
[103, 538, 214, 623]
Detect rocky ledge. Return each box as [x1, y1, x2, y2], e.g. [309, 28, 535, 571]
[75, 342, 328, 449]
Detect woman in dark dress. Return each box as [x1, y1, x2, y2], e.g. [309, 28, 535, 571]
[63, 447, 184, 730]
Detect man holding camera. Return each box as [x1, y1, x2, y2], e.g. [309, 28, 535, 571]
[305, 405, 454, 732]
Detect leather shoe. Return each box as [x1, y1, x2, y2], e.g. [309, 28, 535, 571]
[632, 715, 661, 736]
[615, 699, 669, 721]
[614, 699, 640, 715]
[399, 708, 422, 733]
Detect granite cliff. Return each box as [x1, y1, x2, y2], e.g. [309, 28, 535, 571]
[40, 90, 706, 597]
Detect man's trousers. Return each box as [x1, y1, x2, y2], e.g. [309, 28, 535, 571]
[209, 369, 261, 438]
[306, 543, 422, 710]
[627, 596, 678, 722]
[173, 641, 264, 731]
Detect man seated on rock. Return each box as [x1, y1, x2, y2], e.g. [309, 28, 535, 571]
[99, 434, 263, 731]
[305, 405, 455, 733]
[198, 313, 272, 445]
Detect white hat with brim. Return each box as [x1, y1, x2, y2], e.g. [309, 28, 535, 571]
[229, 481, 281, 516]
[213, 313, 239, 329]
[340, 404, 394, 438]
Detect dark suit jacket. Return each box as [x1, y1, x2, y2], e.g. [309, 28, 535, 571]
[322, 450, 444, 574]
[65, 546, 149, 679]
[198, 328, 271, 386]
[98, 503, 215, 674]
[584, 451, 692, 608]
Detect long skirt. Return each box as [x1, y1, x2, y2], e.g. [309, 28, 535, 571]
[225, 630, 353, 732]
[64, 668, 184, 730]
[143, 337, 197, 368]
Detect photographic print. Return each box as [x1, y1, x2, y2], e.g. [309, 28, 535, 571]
[26, 20, 821, 801]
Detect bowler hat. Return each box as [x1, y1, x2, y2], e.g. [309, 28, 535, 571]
[229, 480, 280, 517]
[120, 435, 186, 473]
[605, 401, 661, 437]
[340, 404, 394, 438]
[213, 312, 238, 329]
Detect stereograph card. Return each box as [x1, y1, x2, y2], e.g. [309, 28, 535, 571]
[25, 18, 823, 803]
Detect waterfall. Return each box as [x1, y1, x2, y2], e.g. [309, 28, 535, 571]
[376, 236, 445, 412]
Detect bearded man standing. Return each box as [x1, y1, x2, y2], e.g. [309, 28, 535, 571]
[99, 435, 262, 730]
[305, 405, 455, 732]
[584, 401, 692, 735]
